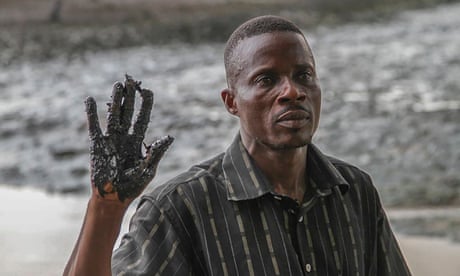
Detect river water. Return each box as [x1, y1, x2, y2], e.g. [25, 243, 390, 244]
[0, 3, 459, 208]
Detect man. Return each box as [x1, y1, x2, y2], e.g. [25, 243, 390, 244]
[64, 15, 411, 275]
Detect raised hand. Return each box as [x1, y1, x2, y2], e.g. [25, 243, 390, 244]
[84, 75, 173, 202]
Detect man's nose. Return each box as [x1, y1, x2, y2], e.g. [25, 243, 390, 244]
[277, 77, 306, 103]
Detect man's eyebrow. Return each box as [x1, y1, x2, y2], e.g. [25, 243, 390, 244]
[247, 66, 277, 80]
[295, 63, 315, 71]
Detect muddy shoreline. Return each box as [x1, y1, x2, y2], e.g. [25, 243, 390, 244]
[1, 1, 459, 204]
[1, 0, 459, 246]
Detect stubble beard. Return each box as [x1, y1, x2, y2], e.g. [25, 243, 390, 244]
[257, 134, 311, 151]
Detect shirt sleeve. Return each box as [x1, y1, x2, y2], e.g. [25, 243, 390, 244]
[111, 198, 192, 276]
[332, 162, 413, 275]
[373, 196, 413, 276]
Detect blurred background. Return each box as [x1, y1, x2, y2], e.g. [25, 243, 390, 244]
[0, 0, 459, 275]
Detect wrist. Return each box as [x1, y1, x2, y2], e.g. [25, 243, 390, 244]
[88, 193, 129, 220]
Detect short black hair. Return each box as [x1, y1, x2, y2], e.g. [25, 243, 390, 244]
[224, 15, 305, 88]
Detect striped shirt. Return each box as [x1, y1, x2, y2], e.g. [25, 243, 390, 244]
[112, 134, 411, 275]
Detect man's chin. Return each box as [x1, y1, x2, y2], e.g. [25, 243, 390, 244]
[263, 139, 310, 151]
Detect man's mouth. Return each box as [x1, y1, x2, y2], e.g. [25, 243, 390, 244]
[276, 110, 311, 129]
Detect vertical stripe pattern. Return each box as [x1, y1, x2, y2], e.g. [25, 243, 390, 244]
[112, 135, 412, 276]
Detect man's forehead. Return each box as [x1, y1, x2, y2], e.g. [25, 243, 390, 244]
[233, 32, 314, 63]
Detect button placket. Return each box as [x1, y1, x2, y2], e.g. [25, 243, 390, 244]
[297, 198, 318, 275]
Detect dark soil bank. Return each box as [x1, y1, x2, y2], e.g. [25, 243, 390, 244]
[1, 0, 459, 65]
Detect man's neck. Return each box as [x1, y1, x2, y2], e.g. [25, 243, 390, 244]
[245, 141, 308, 202]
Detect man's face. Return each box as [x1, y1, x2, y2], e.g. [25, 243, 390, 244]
[224, 32, 322, 151]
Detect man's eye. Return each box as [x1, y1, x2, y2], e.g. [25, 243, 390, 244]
[255, 75, 275, 87]
[298, 71, 313, 82]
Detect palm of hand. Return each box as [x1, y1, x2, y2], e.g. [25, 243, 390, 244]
[85, 75, 173, 202]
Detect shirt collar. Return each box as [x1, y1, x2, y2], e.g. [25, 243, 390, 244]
[306, 143, 349, 195]
[222, 134, 349, 201]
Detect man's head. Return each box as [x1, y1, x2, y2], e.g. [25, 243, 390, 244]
[224, 15, 305, 89]
[221, 15, 322, 152]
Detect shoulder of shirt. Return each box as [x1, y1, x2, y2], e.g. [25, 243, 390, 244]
[323, 154, 377, 191]
[326, 155, 371, 177]
[142, 152, 225, 202]
[323, 154, 385, 212]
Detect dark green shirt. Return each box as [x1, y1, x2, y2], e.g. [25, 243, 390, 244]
[112, 134, 411, 275]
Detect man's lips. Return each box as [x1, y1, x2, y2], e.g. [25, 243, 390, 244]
[276, 109, 312, 128]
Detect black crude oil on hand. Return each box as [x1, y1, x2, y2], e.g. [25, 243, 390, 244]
[84, 74, 174, 202]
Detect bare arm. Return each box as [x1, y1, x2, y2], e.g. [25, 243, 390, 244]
[63, 75, 173, 276]
[63, 194, 127, 275]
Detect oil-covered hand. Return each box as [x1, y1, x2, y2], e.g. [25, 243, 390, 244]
[84, 75, 173, 202]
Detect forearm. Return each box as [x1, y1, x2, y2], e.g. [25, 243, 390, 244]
[64, 194, 128, 276]
[64, 75, 172, 275]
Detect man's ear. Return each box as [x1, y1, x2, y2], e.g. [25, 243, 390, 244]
[221, 88, 238, 116]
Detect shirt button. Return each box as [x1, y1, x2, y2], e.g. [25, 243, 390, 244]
[298, 216, 304, 222]
[305, 263, 312, 272]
